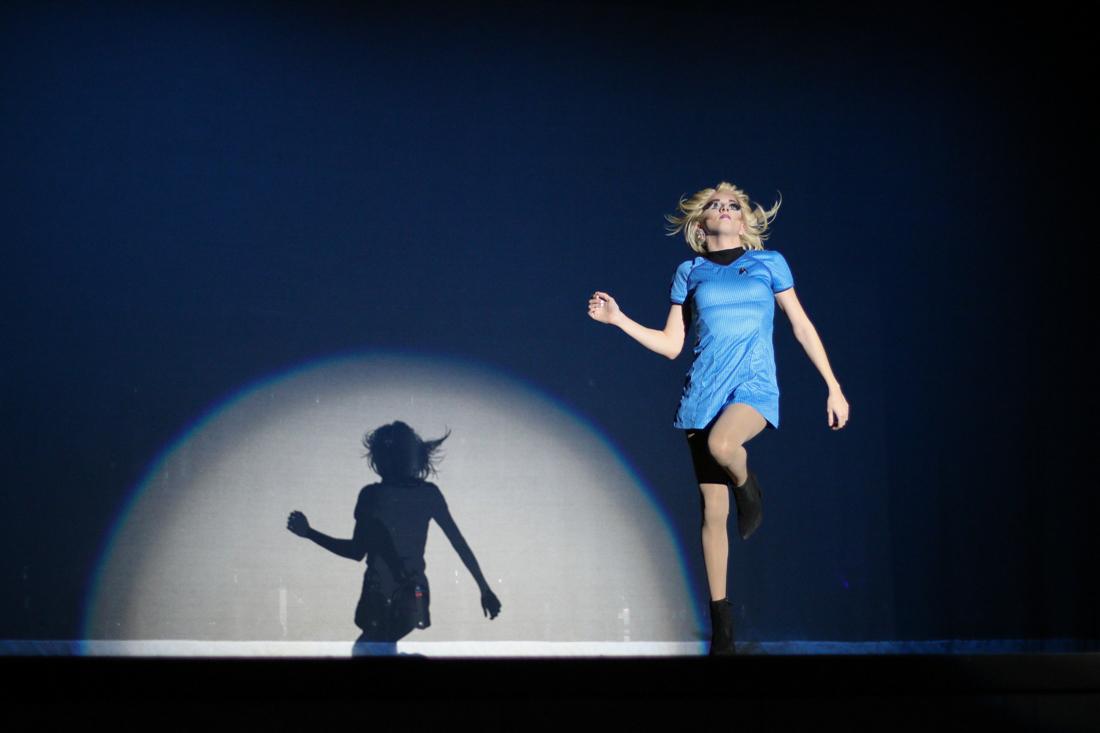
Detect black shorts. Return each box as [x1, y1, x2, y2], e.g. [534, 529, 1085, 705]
[684, 426, 733, 485]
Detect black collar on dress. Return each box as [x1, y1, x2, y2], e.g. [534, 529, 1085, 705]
[701, 245, 747, 266]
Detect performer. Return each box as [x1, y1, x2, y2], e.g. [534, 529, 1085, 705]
[287, 421, 501, 654]
[587, 181, 849, 655]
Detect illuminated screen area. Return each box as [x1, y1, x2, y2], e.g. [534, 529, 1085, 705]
[84, 353, 700, 655]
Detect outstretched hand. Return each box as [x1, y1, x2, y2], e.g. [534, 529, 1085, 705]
[480, 588, 502, 620]
[287, 510, 311, 537]
[827, 391, 849, 430]
[587, 291, 621, 325]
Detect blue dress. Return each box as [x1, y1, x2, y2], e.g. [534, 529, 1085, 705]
[670, 247, 795, 430]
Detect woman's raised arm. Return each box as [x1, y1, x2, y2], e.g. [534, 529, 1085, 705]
[588, 293, 686, 360]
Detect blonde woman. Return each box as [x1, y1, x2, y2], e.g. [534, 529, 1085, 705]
[587, 181, 849, 655]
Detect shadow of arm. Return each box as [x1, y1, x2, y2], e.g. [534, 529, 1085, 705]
[288, 509, 365, 561]
[434, 506, 490, 591]
[304, 524, 366, 561]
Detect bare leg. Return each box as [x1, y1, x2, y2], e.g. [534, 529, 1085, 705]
[698, 481, 730, 602]
[707, 403, 768, 488]
[696, 404, 769, 601]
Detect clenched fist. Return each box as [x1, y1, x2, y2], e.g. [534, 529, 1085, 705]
[587, 291, 621, 325]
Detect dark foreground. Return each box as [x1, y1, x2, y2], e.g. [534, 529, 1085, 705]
[3, 654, 1098, 730]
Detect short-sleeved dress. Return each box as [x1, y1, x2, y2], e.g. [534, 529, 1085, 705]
[670, 246, 795, 431]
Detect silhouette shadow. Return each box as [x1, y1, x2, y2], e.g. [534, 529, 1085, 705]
[287, 421, 501, 656]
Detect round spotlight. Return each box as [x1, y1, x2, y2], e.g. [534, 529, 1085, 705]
[84, 351, 701, 656]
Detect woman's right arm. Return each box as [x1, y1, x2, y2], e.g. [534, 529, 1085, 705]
[588, 293, 686, 360]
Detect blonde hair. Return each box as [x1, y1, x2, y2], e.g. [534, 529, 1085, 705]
[665, 181, 781, 254]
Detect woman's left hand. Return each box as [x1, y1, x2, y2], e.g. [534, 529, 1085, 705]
[827, 391, 849, 430]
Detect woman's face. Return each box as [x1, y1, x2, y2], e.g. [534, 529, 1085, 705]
[699, 192, 746, 241]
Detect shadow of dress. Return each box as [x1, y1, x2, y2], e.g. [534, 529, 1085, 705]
[353, 477, 444, 645]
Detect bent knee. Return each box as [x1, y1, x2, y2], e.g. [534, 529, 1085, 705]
[706, 435, 746, 466]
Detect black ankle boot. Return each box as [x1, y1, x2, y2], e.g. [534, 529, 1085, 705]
[708, 597, 736, 656]
[731, 471, 763, 540]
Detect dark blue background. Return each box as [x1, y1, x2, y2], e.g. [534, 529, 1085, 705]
[2, 0, 1093, 644]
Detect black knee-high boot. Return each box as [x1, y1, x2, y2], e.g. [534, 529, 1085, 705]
[708, 597, 736, 655]
[731, 471, 763, 540]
